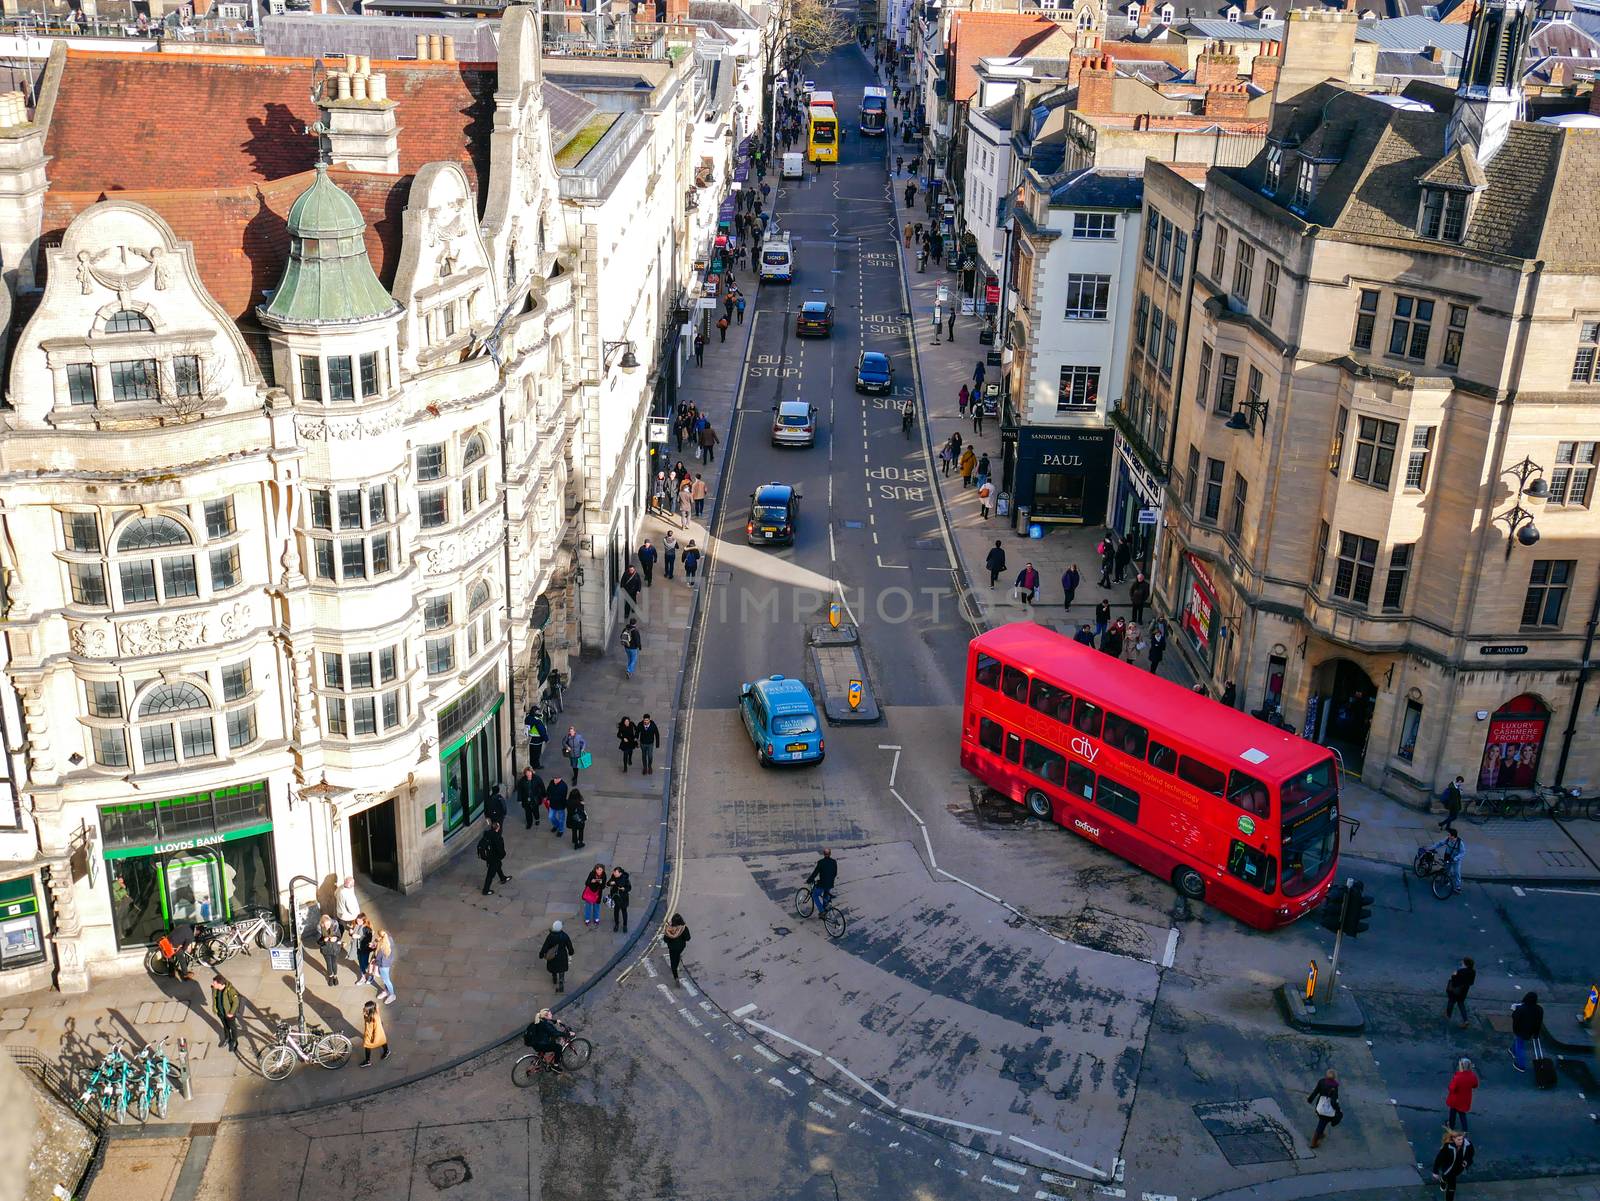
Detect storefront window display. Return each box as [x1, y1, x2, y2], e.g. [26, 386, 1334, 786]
[1477, 694, 1550, 790]
[439, 674, 503, 838]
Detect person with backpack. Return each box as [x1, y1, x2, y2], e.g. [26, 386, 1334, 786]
[478, 820, 509, 896]
[484, 784, 507, 827]
[683, 541, 702, 587]
[515, 765, 545, 830]
[621, 618, 642, 678]
[1432, 1128, 1474, 1201]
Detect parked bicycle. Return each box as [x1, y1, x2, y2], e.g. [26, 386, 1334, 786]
[258, 1021, 351, 1081]
[793, 885, 848, 939]
[539, 669, 567, 726]
[511, 1025, 593, 1087]
[129, 1036, 177, 1121]
[78, 1040, 137, 1124]
[200, 908, 283, 965]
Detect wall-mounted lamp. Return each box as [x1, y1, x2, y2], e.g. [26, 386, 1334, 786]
[1493, 456, 1547, 556]
[603, 340, 640, 375]
[1224, 396, 1270, 433]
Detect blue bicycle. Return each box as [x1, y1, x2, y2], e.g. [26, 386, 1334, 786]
[130, 1037, 176, 1121]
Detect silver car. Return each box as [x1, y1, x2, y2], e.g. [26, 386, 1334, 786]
[771, 400, 819, 447]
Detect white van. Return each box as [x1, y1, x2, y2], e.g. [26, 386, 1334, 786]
[781, 152, 805, 180]
[760, 232, 794, 283]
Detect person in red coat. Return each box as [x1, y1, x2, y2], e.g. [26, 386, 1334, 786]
[1445, 1056, 1479, 1130]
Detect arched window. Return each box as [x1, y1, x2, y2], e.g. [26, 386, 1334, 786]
[105, 309, 155, 334]
[465, 580, 494, 661]
[117, 515, 191, 551]
[139, 681, 209, 716]
[133, 678, 217, 766]
[463, 434, 488, 467]
[460, 433, 491, 515]
[1077, 7, 1095, 28]
[467, 580, 491, 612]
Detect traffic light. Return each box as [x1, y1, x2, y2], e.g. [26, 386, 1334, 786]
[1318, 882, 1347, 933]
[1342, 880, 1374, 937]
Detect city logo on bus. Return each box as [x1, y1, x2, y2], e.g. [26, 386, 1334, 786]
[1073, 818, 1101, 840]
[1236, 814, 1256, 836]
[1069, 735, 1100, 764]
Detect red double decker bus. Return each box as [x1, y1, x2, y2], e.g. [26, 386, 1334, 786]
[961, 623, 1339, 929]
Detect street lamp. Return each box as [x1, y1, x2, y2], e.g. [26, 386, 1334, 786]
[1224, 396, 1270, 433]
[602, 340, 640, 374]
[1493, 456, 1548, 556]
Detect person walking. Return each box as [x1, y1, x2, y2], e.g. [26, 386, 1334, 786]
[723, 290, 735, 324]
[693, 331, 705, 366]
[1014, 562, 1040, 605]
[563, 726, 588, 783]
[698, 422, 719, 464]
[959, 446, 976, 487]
[973, 359, 986, 391]
[581, 864, 608, 926]
[540, 921, 574, 993]
[638, 712, 662, 775]
[609, 865, 633, 932]
[617, 716, 639, 772]
[360, 999, 390, 1068]
[516, 765, 545, 830]
[1094, 598, 1112, 640]
[972, 403, 985, 435]
[1432, 1129, 1474, 1201]
[622, 618, 642, 678]
[1307, 1068, 1341, 1148]
[1101, 619, 1125, 659]
[1444, 957, 1476, 1028]
[947, 309, 957, 341]
[1062, 563, 1080, 610]
[692, 473, 708, 518]
[568, 788, 588, 850]
[663, 531, 678, 579]
[478, 821, 509, 896]
[317, 913, 342, 986]
[484, 783, 508, 828]
[1098, 537, 1115, 588]
[978, 479, 994, 519]
[371, 930, 397, 1004]
[939, 440, 955, 476]
[677, 480, 694, 529]
[638, 539, 657, 586]
[1114, 535, 1133, 584]
[620, 565, 643, 613]
[526, 707, 548, 769]
[717, 314, 730, 343]
[735, 293, 747, 325]
[985, 540, 1007, 587]
[1148, 618, 1169, 673]
[683, 541, 702, 587]
[903, 223, 913, 249]
[958, 382, 970, 416]
[904, 181, 917, 207]
[1511, 991, 1544, 1073]
[350, 913, 375, 986]
[1446, 1057, 1478, 1130]
[211, 975, 242, 1052]
[1129, 573, 1150, 624]
[663, 913, 692, 983]
[975, 453, 990, 492]
[1438, 775, 1466, 831]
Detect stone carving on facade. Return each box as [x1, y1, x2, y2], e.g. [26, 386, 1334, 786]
[296, 409, 403, 442]
[518, 124, 541, 205]
[17, 681, 53, 780]
[118, 612, 207, 657]
[75, 244, 171, 302]
[215, 601, 252, 641]
[423, 510, 503, 575]
[67, 619, 114, 659]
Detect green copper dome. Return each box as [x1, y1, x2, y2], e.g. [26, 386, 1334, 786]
[259, 166, 400, 327]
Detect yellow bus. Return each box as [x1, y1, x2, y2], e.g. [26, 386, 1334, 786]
[807, 104, 839, 164]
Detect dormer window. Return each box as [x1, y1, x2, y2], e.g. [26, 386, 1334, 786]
[1128, 2, 1141, 22]
[1225, 5, 1241, 21]
[1159, 2, 1174, 21]
[1259, 5, 1276, 19]
[1291, 157, 1317, 212]
[1263, 143, 1283, 194]
[1418, 187, 1469, 243]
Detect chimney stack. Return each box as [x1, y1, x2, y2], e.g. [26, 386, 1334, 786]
[1195, 46, 1241, 86]
[319, 57, 401, 174]
[1273, 10, 1360, 108]
[1077, 53, 1117, 115]
[0, 90, 46, 293]
[1250, 41, 1281, 90]
[1204, 81, 1250, 119]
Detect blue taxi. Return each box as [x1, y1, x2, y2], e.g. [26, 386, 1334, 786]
[738, 674, 825, 766]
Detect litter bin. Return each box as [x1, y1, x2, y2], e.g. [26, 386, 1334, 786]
[1015, 505, 1030, 535]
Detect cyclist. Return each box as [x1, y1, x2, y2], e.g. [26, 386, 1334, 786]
[526, 1007, 573, 1069]
[806, 848, 838, 916]
[1427, 829, 1465, 895]
[168, 921, 198, 981]
[901, 400, 914, 435]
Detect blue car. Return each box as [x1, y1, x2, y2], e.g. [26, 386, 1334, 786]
[739, 675, 825, 766]
[855, 351, 894, 393]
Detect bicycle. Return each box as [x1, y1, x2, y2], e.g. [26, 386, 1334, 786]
[79, 1041, 137, 1124]
[1464, 790, 1512, 820]
[1431, 869, 1460, 900]
[511, 1028, 593, 1086]
[1411, 845, 1441, 879]
[1525, 786, 1584, 821]
[258, 1021, 352, 1081]
[540, 670, 567, 725]
[200, 909, 283, 965]
[129, 1037, 176, 1121]
[793, 886, 848, 939]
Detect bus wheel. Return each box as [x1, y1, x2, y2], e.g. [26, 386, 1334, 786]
[1173, 866, 1205, 901]
[1024, 790, 1052, 820]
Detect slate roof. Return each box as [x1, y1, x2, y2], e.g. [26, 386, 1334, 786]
[947, 12, 1077, 103]
[689, 0, 760, 29]
[544, 80, 601, 151]
[1043, 166, 1145, 209]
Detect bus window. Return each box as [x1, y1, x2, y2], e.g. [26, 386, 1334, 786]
[1227, 770, 1271, 817]
[1072, 697, 1103, 738]
[1178, 755, 1226, 797]
[1226, 841, 1276, 892]
[1282, 804, 1338, 896]
[1004, 732, 1022, 763]
[1281, 757, 1337, 810]
[1094, 776, 1140, 825]
[1103, 712, 1148, 759]
[1002, 666, 1029, 704]
[1067, 762, 1095, 801]
[978, 717, 1004, 754]
[974, 653, 1001, 690]
[1029, 678, 1071, 723]
[1023, 740, 1066, 784]
[1148, 741, 1178, 774]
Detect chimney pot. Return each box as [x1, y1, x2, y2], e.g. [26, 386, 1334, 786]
[352, 74, 368, 100]
[416, 32, 429, 60]
[428, 34, 443, 60]
[443, 35, 457, 61]
[335, 72, 352, 100]
[368, 73, 388, 102]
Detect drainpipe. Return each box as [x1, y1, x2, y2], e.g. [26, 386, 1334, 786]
[1553, 562, 1600, 788]
[499, 366, 520, 779]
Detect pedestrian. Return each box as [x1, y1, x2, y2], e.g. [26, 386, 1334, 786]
[621, 564, 643, 612]
[568, 788, 587, 850]
[896, 154, 904, 175]
[1221, 680, 1238, 707]
[893, 115, 901, 138]
[660, 913, 693, 983]
[540, 770, 568, 833]
[609, 865, 632, 932]
[663, 531, 678, 579]
[1148, 618, 1168, 673]
[638, 712, 662, 775]
[1510, 991, 1544, 1073]
[639, 539, 657, 586]
[317, 913, 342, 986]
[360, 999, 390, 1067]
[484, 782, 508, 827]
[958, 382, 970, 415]
[985, 539, 1007, 587]
[563, 726, 589, 782]
[210, 975, 242, 1052]
[717, 315, 729, 343]
[516, 765, 545, 829]
[723, 290, 735, 323]
[526, 706, 548, 768]
[683, 540, 701, 587]
[1438, 774, 1465, 831]
[618, 715, 639, 772]
[947, 309, 956, 341]
[905, 181, 916, 207]
[959, 446, 976, 487]
[698, 422, 719, 464]
[1062, 563, 1080, 610]
[334, 876, 360, 949]
[677, 481, 693, 528]
[582, 864, 608, 926]
[975, 452, 990, 491]
[1014, 561, 1040, 605]
[973, 403, 984, 435]
[978, 479, 994, 519]
[350, 913, 374, 985]
[903, 224, 913, 249]
[1129, 572, 1150, 624]
[692, 473, 708, 517]
[1307, 1068, 1341, 1148]
[622, 618, 642, 677]
[371, 930, 396, 1004]
[1115, 535, 1133, 583]
[1445, 1057, 1478, 1130]
[478, 820, 509, 896]
[540, 921, 574, 993]
[693, 331, 706, 366]
[1445, 956, 1476, 1028]
[1094, 598, 1111, 639]
[1098, 538, 1115, 587]
[974, 359, 986, 390]
[939, 440, 954, 476]
[1072, 622, 1094, 646]
[1101, 619, 1125, 658]
[736, 293, 747, 324]
[1432, 1129, 1474, 1201]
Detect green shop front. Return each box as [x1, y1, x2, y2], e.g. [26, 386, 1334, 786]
[434, 673, 504, 839]
[0, 874, 47, 972]
[100, 780, 278, 949]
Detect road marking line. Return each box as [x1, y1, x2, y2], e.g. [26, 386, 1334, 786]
[731, 1002, 758, 1018]
[888, 787, 938, 870]
[750, 1042, 781, 1064]
[809, 1100, 838, 1120]
[1161, 928, 1180, 968]
[641, 956, 658, 979]
[898, 1108, 1003, 1137]
[681, 979, 700, 997]
[829, 525, 837, 562]
[697, 1000, 716, 1014]
[1529, 887, 1600, 897]
[656, 983, 674, 1001]
[936, 867, 1004, 904]
[823, 1087, 854, 1106]
[825, 1055, 896, 1107]
[1040, 1172, 1079, 1186]
[935, 1160, 971, 1177]
[875, 554, 907, 568]
[1012, 1137, 1108, 1179]
[832, 579, 860, 626]
[678, 1008, 703, 1028]
[1091, 1188, 1125, 1198]
[883, 746, 902, 787]
[768, 1075, 797, 1097]
[1039, 1191, 1078, 1199]
[982, 1176, 1022, 1194]
[1512, 886, 1525, 897]
[746, 1018, 823, 1058]
[992, 1158, 1027, 1175]
[1141, 1193, 1179, 1201]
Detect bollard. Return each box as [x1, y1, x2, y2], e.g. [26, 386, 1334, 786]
[176, 1036, 192, 1102]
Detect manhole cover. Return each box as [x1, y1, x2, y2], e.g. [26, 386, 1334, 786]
[1193, 1100, 1298, 1167]
[427, 1157, 472, 1189]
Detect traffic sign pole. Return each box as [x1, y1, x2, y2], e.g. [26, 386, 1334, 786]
[1319, 877, 1354, 1007]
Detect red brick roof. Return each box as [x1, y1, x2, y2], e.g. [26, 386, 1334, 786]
[948, 13, 1078, 103]
[42, 168, 410, 325]
[44, 50, 495, 199]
